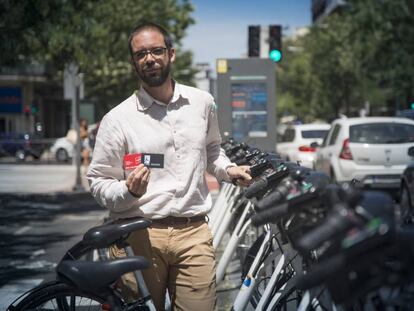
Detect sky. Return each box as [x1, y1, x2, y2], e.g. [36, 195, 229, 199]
[182, 0, 311, 72]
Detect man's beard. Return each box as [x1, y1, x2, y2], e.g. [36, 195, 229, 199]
[136, 61, 171, 87]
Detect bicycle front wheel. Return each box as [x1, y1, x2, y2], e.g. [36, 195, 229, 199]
[11, 281, 110, 311]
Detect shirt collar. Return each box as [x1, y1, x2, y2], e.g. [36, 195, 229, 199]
[135, 80, 184, 111]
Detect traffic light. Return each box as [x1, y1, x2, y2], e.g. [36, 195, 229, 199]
[248, 25, 261, 57]
[268, 25, 282, 62]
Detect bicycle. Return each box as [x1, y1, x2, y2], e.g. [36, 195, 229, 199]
[8, 217, 158, 311]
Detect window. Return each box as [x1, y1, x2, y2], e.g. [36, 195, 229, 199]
[301, 130, 329, 139]
[328, 124, 341, 145]
[281, 128, 295, 142]
[350, 123, 414, 144]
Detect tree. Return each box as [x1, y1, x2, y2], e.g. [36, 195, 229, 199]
[0, 0, 196, 111]
[277, 37, 318, 122]
[345, 0, 414, 111]
[277, 0, 413, 121]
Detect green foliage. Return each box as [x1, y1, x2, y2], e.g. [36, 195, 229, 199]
[277, 0, 414, 122]
[0, 0, 196, 111]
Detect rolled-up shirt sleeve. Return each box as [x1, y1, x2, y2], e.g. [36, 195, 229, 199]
[87, 115, 138, 212]
[205, 97, 236, 182]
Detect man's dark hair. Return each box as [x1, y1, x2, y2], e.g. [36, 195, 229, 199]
[128, 22, 173, 57]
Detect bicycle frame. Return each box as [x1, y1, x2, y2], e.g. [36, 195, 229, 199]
[216, 201, 253, 283]
[231, 228, 273, 311]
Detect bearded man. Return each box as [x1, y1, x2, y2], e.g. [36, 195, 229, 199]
[87, 22, 251, 311]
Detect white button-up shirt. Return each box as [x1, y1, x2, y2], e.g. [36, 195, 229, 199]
[87, 82, 234, 220]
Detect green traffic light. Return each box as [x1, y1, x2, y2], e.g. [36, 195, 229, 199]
[269, 49, 282, 62]
[411, 102, 414, 109]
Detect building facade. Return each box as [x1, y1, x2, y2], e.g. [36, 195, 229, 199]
[0, 65, 96, 138]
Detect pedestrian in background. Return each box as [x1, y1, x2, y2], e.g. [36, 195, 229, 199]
[80, 118, 91, 168]
[87, 22, 252, 311]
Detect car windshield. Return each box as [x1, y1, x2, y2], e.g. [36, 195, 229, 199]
[350, 123, 414, 144]
[301, 130, 329, 139]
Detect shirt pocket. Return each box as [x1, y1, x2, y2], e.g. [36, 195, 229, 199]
[184, 119, 207, 150]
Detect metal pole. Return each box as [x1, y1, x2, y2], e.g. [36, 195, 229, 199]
[73, 70, 84, 191]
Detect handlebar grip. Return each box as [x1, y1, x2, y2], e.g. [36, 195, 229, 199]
[251, 202, 289, 226]
[295, 254, 345, 290]
[256, 181, 290, 210]
[256, 190, 284, 211]
[296, 210, 351, 252]
[244, 178, 268, 199]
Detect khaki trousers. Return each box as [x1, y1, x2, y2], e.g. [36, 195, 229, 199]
[110, 219, 217, 311]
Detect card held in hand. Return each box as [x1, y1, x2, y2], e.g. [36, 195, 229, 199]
[123, 153, 164, 170]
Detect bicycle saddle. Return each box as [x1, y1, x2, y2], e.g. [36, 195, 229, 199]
[57, 257, 150, 293]
[83, 217, 152, 248]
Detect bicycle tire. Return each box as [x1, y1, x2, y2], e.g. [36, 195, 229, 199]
[10, 281, 112, 311]
[241, 232, 266, 279]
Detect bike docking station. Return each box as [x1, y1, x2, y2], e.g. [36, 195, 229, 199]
[207, 138, 414, 311]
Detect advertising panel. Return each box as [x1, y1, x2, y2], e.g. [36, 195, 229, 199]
[0, 87, 23, 113]
[231, 83, 267, 140]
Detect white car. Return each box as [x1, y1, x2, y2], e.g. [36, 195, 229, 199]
[50, 123, 98, 162]
[276, 123, 331, 169]
[315, 117, 414, 189]
[50, 136, 75, 162]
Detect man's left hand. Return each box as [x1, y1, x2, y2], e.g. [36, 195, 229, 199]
[227, 166, 252, 187]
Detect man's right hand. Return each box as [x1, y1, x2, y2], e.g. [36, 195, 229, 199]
[126, 164, 150, 198]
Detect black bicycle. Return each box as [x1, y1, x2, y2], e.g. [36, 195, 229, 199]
[8, 217, 158, 311]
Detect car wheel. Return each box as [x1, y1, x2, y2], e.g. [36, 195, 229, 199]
[56, 148, 69, 162]
[399, 184, 412, 224]
[15, 150, 26, 162]
[32, 153, 41, 160]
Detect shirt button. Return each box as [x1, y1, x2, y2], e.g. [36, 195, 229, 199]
[177, 154, 180, 158]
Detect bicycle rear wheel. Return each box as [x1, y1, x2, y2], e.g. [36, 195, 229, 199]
[11, 281, 110, 311]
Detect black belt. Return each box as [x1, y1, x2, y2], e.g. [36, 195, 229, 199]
[151, 215, 206, 226]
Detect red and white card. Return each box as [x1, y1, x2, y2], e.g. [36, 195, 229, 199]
[123, 153, 142, 170]
[123, 153, 164, 169]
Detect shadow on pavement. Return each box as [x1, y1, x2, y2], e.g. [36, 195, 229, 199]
[0, 196, 104, 287]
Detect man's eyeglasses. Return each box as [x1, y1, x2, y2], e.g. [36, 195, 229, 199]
[133, 47, 168, 61]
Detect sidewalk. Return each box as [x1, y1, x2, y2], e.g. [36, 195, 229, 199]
[0, 163, 220, 200]
[0, 164, 90, 203]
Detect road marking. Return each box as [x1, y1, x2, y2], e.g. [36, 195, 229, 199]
[63, 214, 102, 221]
[14, 226, 31, 235]
[30, 249, 46, 258]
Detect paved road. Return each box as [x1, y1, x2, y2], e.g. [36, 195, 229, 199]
[0, 164, 89, 193]
[0, 196, 106, 309]
[0, 163, 230, 309]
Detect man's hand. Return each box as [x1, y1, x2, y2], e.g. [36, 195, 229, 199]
[227, 165, 252, 187]
[126, 164, 150, 198]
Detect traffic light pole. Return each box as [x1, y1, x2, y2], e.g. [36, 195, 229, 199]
[72, 69, 85, 192]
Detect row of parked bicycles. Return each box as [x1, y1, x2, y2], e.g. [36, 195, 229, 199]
[7, 138, 414, 310]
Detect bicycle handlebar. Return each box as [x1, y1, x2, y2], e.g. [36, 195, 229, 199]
[251, 202, 289, 226]
[296, 203, 359, 252]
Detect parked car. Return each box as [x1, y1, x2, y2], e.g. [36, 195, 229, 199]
[50, 136, 75, 162]
[399, 147, 414, 224]
[0, 132, 45, 161]
[276, 123, 330, 169]
[50, 123, 98, 162]
[314, 117, 414, 190]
